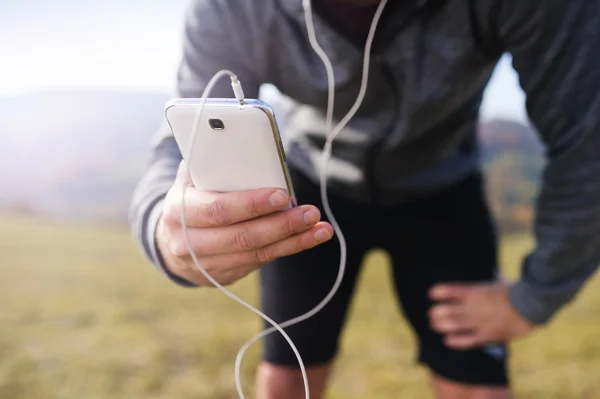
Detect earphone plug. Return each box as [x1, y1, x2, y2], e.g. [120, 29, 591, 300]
[230, 75, 245, 105]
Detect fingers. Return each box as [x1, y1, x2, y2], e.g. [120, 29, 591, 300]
[429, 284, 476, 337]
[429, 283, 472, 301]
[160, 164, 335, 287]
[429, 303, 472, 334]
[429, 303, 485, 349]
[164, 186, 293, 228]
[251, 221, 333, 262]
[168, 205, 324, 257]
[443, 332, 483, 349]
[193, 221, 333, 270]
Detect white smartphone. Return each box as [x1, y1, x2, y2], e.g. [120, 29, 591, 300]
[165, 98, 296, 207]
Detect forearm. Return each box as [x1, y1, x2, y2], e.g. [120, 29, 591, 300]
[508, 97, 600, 325]
[509, 144, 600, 324]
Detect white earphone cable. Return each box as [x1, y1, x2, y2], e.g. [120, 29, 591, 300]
[179, 2, 388, 398]
[233, 0, 388, 395]
[180, 70, 310, 399]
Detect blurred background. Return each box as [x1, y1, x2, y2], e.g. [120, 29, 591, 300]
[1, 1, 598, 398]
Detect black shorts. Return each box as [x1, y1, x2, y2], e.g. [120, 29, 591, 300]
[259, 166, 509, 386]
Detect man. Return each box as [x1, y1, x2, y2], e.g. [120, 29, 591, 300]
[129, 0, 600, 398]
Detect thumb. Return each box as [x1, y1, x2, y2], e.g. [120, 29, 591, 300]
[429, 283, 472, 301]
[176, 160, 194, 186]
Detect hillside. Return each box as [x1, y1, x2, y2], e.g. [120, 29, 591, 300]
[0, 89, 544, 233]
[478, 119, 545, 233]
[0, 90, 169, 221]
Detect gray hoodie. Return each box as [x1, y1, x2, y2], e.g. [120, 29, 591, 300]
[129, 0, 600, 325]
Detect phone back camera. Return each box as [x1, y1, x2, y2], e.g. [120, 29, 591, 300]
[208, 118, 225, 130]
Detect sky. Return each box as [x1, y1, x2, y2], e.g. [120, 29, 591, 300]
[0, 0, 528, 123]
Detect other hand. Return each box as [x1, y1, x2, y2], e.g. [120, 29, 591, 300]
[428, 281, 536, 349]
[156, 162, 333, 286]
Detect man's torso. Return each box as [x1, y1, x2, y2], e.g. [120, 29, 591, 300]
[201, 0, 505, 204]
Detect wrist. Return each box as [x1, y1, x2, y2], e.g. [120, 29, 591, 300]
[152, 211, 198, 288]
[507, 280, 552, 326]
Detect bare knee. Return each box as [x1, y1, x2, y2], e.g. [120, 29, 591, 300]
[432, 374, 512, 399]
[257, 363, 305, 399]
[256, 362, 331, 399]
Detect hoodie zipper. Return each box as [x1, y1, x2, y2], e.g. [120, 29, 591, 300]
[364, 60, 400, 204]
[361, 0, 427, 205]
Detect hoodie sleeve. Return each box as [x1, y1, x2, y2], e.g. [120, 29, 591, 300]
[493, 0, 600, 324]
[129, 0, 261, 286]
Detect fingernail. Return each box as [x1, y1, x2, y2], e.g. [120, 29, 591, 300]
[303, 210, 319, 225]
[269, 191, 288, 207]
[314, 228, 332, 242]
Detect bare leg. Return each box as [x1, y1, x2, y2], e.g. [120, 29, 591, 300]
[255, 361, 332, 399]
[431, 373, 512, 399]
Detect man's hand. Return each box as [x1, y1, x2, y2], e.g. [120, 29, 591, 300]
[156, 162, 334, 286]
[428, 281, 536, 349]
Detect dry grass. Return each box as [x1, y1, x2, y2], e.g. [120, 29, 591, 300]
[0, 214, 598, 398]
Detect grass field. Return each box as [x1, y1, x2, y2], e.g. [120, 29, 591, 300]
[0, 214, 599, 399]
